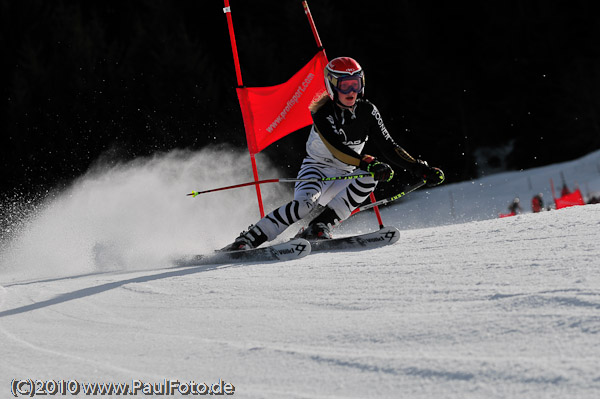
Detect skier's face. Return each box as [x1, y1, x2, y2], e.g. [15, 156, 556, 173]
[338, 90, 357, 108]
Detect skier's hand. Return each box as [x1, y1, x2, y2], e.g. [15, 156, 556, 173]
[425, 167, 445, 187]
[368, 161, 394, 182]
[412, 160, 445, 187]
[360, 155, 394, 182]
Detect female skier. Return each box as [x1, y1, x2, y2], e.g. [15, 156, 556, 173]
[225, 57, 444, 250]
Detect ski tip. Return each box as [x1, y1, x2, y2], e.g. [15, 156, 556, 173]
[381, 226, 401, 245]
[284, 238, 311, 257]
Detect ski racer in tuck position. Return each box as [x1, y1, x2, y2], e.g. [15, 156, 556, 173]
[224, 56, 445, 251]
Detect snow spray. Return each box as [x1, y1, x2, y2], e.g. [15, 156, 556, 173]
[0, 146, 290, 281]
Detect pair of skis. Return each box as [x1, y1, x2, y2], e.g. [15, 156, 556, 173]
[176, 178, 427, 266]
[173, 225, 400, 267]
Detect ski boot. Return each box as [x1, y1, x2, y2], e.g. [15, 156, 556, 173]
[296, 206, 340, 240]
[297, 222, 332, 240]
[223, 225, 268, 251]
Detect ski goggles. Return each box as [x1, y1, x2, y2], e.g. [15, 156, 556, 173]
[336, 75, 363, 94]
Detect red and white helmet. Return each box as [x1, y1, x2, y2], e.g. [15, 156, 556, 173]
[324, 57, 365, 100]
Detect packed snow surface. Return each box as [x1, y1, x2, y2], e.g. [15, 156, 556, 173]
[1, 148, 600, 398]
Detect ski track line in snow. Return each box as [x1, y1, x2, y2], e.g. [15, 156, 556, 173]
[2, 270, 116, 288]
[0, 264, 247, 379]
[0, 284, 164, 379]
[0, 324, 160, 378]
[0, 280, 170, 379]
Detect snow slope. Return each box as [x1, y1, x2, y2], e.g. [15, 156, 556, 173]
[1, 149, 600, 398]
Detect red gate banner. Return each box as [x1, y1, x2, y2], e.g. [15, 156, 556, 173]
[237, 51, 328, 154]
[555, 189, 585, 209]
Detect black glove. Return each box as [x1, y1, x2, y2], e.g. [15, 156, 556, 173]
[412, 159, 445, 187]
[359, 155, 394, 182]
[369, 161, 394, 182]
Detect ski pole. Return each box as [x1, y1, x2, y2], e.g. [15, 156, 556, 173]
[187, 173, 373, 197]
[353, 179, 427, 213]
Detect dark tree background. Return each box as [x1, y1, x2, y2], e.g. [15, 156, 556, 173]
[2, 0, 599, 196]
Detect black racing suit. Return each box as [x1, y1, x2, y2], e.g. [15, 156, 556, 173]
[307, 97, 418, 172]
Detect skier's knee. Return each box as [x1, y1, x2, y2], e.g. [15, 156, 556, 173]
[297, 198, 318, 217]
